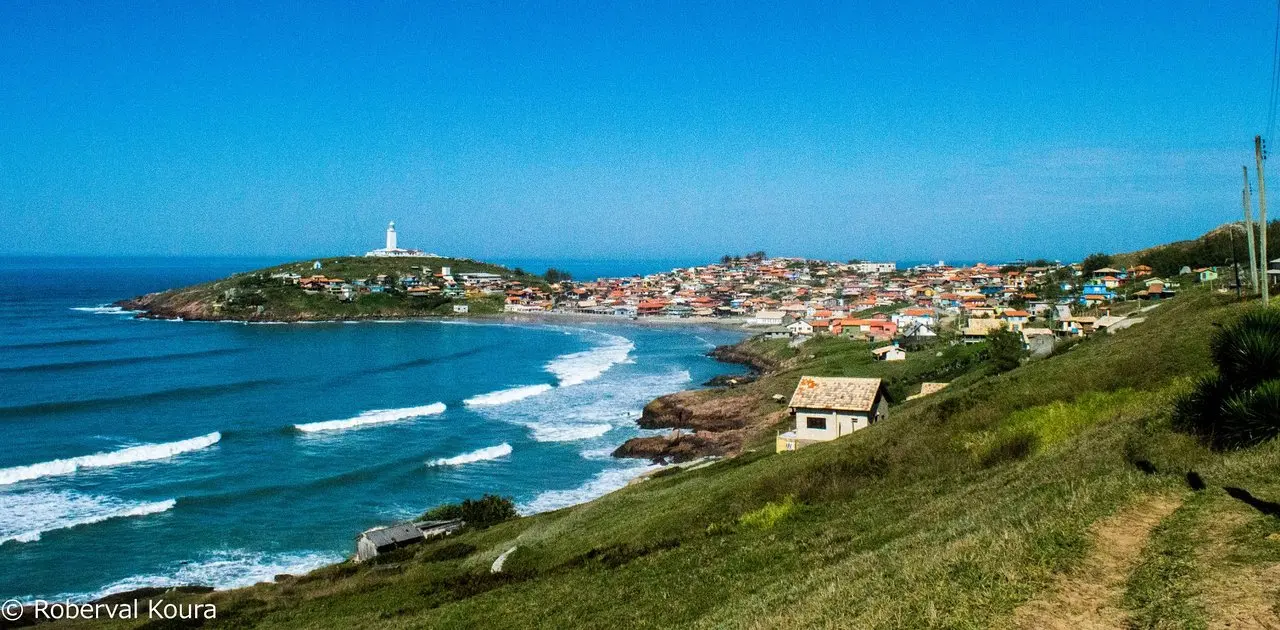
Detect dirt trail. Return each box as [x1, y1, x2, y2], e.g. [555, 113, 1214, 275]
[1011, 495, 1183, 630]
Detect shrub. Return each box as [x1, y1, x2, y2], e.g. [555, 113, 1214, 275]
[985, 327, 1028, 373]
[421, 494, 517, 529]
[1174, 308, 1280, 449]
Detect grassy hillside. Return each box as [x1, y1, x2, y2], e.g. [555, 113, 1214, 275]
[57, 287, 1280, 629]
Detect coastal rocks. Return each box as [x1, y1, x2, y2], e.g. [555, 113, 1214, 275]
[703, 373, 758, 387]
[611, 431, 738, 463]
[638, 391, 751, 432]
[707, 344, 778, 373]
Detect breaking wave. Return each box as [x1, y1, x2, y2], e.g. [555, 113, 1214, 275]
[544, 332, 634, 386]
[427, 443, 513, 467]
[66, 549, 343, 602]
[530, 423, 612, 442]
[0, 491, 176, 545]
[464, 384, 554, 407]
[518, 463, 661, 515]
[0, 432, 222, 486]
[69, 306, 138, 315]
[294, 403, 446, 433]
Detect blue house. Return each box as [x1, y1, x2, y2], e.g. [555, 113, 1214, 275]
[1079, 279, 1115, 306]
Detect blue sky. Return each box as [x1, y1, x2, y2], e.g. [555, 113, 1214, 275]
[0, 1, 1274, 262]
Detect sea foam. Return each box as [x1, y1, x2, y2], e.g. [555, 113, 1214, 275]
[427, 443, 513, 467]
[530, 423, 612, 442]
[463, 384, 553, 407]
[294, 403, 446, 433]
[61, 549, 343, 602]
[69, 306, 138, 315]
[544, 332, 634, 386]
[0, 491, 176, 545]
[518, 463, 661, 515]
[0, 433, 222, 486]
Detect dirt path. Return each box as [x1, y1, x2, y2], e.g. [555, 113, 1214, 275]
[1011, 495, 1183, 630]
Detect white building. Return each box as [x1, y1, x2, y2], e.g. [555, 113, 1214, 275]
[777, 376, 887, 452]
[851, 262, 897, 274]
[366, 221, 430, 257]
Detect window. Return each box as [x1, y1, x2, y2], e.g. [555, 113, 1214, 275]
[806, 416, 827, 430]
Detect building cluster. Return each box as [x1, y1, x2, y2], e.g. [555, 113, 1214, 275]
[269, 264, 520, 307]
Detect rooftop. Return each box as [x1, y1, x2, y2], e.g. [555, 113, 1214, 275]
[788, 376, 884, 412]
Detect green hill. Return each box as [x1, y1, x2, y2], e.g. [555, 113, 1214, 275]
[56, 282, 1280, 629]
[115, 256, 545, 322]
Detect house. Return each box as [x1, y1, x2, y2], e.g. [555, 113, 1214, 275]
[1058, 316, 1098, 337]
[452, 304, 470, 314]
[871, 345, 906, 361]
[777, 376, 888, 453]
[1000, 309, 1030, 331]
[787, 319, 814, 337]
[1195, 267, 1219, 283]
[1080, 279, 1116, 305]
[355, 519, 465, 562]
[757, 326, 790, 340]
[749, 310, 788, 326]
[962, 318, 1006, 344]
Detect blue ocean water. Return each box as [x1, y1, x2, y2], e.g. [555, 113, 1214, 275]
[0, 257, 743, 601]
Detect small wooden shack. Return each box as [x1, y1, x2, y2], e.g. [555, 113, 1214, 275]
[355, 518, 464, 562]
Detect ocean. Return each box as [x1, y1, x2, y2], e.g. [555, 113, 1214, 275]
[0, 257, 744, 601]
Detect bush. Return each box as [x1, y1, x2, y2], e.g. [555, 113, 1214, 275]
[738, 496, 799, 530]
[1174, 309, 1280, 449]
[985, 327, 1028, 373]
[420, 494, 517, 529]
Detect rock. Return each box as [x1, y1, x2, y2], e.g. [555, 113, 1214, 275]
[612, 432, 737, 463]
[638, 391, 750, 432]
[707, 344, 779, 373]
[703, 373, 757, 387]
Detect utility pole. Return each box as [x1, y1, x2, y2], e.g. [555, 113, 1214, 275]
[1257, 135, 1270, 306]
[1244, 165, 1259, 291]
[1230, 228, 1243, 298]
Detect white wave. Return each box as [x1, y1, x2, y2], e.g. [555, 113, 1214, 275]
[529, 423, 612, 442]
[294, 403, 446, 433]
[63, 549, 343, 602]
[464, 384, 554, 407]
[545, 332, 634, 386]
[0, 491, 175, 545]
[0, 433, 222, 486]
[518, 463, 661, 515]
[427, 443, 513, 467]
[70, 305, 138, 315]
[580, 447, 616, 460]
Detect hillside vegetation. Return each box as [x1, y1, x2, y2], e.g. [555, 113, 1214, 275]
[116, 256, 542, 322]
[55, 287, 1280, 629]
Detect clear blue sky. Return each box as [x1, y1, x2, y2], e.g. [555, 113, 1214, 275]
[1, 1, 1274, 262]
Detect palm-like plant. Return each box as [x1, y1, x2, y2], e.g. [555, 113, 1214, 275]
[1175, 308, 1280, 449]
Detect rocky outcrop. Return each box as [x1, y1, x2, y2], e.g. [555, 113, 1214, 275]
[616, 339, 791, 462]
[638, 390, 753, 432]
[707, 344, 778, 373]
[611, 431, 739, 463]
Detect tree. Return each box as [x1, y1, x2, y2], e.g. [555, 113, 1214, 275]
[1080, 252, 1114, 277]
[544, 267, 572, 283]
[985, 326, 1027, 373]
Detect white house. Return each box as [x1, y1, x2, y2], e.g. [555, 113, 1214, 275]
[871, 345, 906, 361]
[787, 319, 814, 336]
[749, 310, 788, 326]
[777, 376, 888, 453]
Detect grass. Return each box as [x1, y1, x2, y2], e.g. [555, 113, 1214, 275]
[51, 286, 1280, 629]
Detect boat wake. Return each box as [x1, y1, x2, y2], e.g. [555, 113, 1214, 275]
[294, 403, 446, 433]
[0, 491, 175, 545]
[0, 432, 222, 486]
[427, 443, 513, 467]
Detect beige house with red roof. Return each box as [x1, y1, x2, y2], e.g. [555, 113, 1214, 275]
[777, 376, 888, 452]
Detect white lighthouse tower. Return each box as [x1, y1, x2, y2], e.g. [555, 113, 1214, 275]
[365, 220, 428, 257]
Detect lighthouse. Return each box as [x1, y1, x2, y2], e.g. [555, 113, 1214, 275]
[386, 221, 397, 250]
[365, 220, 429, 257]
